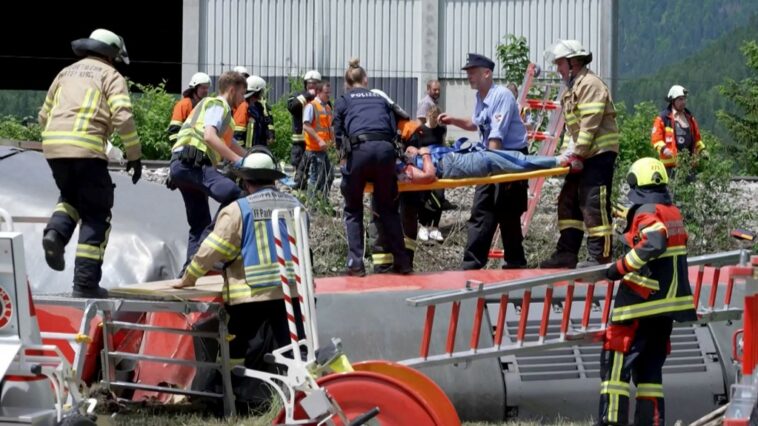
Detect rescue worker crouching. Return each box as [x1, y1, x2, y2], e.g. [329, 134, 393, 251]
[169, 71, 248, 275]
[334, 58, 412, 277]
[40, 28, 141, 299]
[651, 84, 708, 178]
[173, 148, 305, 411]
[168, 72, 211, 144]
[233, 75, 275, 149]
[597, 157, 697, 426]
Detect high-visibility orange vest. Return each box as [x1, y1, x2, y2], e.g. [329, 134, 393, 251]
[304, 99, 333, 152]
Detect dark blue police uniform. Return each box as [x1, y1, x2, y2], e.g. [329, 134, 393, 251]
[333, 87, 410, 275]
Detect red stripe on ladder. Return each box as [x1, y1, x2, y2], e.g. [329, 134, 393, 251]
[693, 265, 705, 308]
[420, 305, 435, 359]
[582, 283, 595, 329]
[517, 290, 532, 344]
[494, 294, 509, 347]
[470, 298, 485, 350]
[561, 283, 575, 338]
[539, 287, 553, 340]
[602, 281, 615, 328]
[445, 302, 461, 355]
[708, 267, 721, 309]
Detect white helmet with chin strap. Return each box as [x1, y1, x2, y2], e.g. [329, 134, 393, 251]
[544, 39, 592, 64]
[188, 72, 211, 89]
[245, 75, 267, 98]
[72, 28, 130, 65]
[667, 85, 688, 101]
[304, 70, 322, 82]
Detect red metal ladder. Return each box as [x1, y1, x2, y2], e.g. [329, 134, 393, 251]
[401, 250, 748, 368]
[489, 63, 566, 259]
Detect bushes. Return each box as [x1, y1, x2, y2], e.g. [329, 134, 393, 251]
[0, 115, 41, 142]
[128, 81, 176, 160]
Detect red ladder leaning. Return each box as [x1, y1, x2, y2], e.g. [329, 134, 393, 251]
[490, 63, 566, 259]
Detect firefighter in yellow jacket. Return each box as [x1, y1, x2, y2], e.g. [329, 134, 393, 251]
[39, 29, 141, 299]
[598, 157, 697, 425]
[541, 40, 619, 269]
[173, 148, 304, 403]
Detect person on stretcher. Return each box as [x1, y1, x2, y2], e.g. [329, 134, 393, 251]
[396, 134, 582, 184]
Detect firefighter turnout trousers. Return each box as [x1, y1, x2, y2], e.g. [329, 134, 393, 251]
[598, 316, 672, 426]
[45, 158, 114, 289]
[557, 151, 616, 261]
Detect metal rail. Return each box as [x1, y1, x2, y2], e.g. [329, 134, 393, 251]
[402, 250, 748, 368]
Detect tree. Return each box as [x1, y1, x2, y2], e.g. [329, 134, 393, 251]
[717, 40, 758, 175]
[495, 35, 530, 84]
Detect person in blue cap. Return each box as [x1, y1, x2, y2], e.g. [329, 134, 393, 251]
[438, 53, 530, 270]
[333, 58, 412, 277]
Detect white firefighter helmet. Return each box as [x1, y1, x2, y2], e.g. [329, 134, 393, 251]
[233, 66, 250, 77]
[188, 72, 211, 89]
[667, 85, 688, 101]
[72, 28, 130, 65]
[245, 75, 267, 98]
[545, 39, 592, 64]
[304, 70, 322, 82]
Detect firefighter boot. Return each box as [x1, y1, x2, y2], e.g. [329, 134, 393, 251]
[539, 251, 578, 269]
[42, 230, 66, 271]
[577, 257, 612, 269]
[72, 285, 109, 299]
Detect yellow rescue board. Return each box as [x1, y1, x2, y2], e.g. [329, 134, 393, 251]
[364, 167, 569, 193]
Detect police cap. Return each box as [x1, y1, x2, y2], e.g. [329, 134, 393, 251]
[462, 53, 495, 71]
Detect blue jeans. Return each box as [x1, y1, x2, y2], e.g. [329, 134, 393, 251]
[170, 160, 242, 272]
[306, 150, 333, 198]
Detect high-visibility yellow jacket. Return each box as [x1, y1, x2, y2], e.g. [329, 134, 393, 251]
[182, 187, 305, 305]
[39, 57, 141, 161]
[561, 68, 619, 159]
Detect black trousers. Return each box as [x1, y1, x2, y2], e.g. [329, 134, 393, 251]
[598, 316, 672, 426]
[291, 141, 307, 190]
[45, 158, 114, 288]
[340, 141, 409, 271]
[419, 189, 444, 227]
[556, 152, 616, 261]
[462, 179, 528, 270]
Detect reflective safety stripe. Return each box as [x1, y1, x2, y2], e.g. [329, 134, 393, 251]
[404, 237, 417, 251]
[120, 130, 140, 149]
[576, 130, 593, 146]
[607, 352, 626, 423]
[601, 380, 631, 396]
[599, 185, 611, 257]
[372, 253, 393, 265]
[75, 244, 103, 261]
[54, 202, 80, 222]
[203, 232, 240, 260]
[624, 272, 660, 290]
[291, 133, 305, 142]
[243, 261, 295, 288]
[695, 140, 706, 151]
[636, 383, 664, 399]
[659, 245, 687, 258]
[169, 119, 183, 127]
[296, 95, 307, 106]
[234, 125, 246, 132]
[559, 219, 584, 231]
[641, 222, 667, 235]
[42, 131, 106, 153]
[74, 88, 101, 133]
[624, 249, 645, 269]
[564, 112, 579, 125]
[107, 93, 133, 112]
[588, 225, 613, 237]
[595, 132, 619, 148]
[653, 140, 666, 152]
[187, 260, 207, 278]
[611, 295, 694, 322]
[577, 102, 606, 116]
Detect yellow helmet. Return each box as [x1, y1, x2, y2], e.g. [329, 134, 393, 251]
[627, 157, 668, 187]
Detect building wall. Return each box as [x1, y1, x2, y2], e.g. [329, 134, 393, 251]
[184, 0, 616, 123]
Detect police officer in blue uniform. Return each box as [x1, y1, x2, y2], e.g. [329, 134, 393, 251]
[333, 58, 412, 277]
[439, 53, 530, 270]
